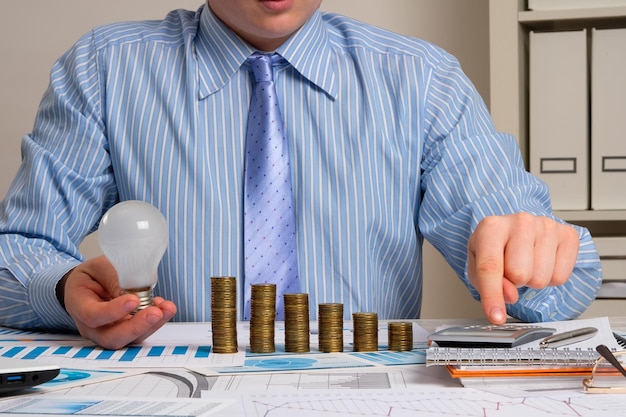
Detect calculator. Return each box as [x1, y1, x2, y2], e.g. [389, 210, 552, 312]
[428, 324, 557, 348]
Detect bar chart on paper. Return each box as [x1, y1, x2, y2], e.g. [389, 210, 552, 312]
[0, 341, 243, 368]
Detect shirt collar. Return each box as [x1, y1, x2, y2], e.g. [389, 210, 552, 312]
[195, 5, 337, 100]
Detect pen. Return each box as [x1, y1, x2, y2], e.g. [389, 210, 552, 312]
[539, 326, 598, 348]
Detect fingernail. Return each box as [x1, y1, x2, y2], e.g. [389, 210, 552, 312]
[123, 301, 138, 314]
[146, 314, 160, 325]
[489, 307, 505, 323]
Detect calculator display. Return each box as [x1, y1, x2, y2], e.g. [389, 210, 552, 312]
[428, 325, 556, 348]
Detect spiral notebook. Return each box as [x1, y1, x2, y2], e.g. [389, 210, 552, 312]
[426, 317, 620, 367]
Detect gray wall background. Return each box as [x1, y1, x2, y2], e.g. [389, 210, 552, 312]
[0, 0, 489, 319]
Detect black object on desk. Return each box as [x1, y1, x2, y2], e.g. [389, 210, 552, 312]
[0, 357, 60, 395]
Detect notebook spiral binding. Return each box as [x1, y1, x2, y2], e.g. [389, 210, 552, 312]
[426, 346, 603, 366]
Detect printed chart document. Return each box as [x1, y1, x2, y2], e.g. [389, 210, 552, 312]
[0, 396, 232, 417]
[3, 383, 626, 417]
[1, 319, 625, 416]
[240, 388, 626, 417]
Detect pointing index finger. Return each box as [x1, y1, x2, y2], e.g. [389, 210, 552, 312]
[468, 218, 509, 324]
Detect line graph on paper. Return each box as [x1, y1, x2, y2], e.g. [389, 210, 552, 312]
[243, 389, 626, 417]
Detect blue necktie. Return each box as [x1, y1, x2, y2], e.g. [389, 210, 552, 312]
[243, 53, 299, 320]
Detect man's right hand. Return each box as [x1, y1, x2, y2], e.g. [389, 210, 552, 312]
[58, 255, 177, 350]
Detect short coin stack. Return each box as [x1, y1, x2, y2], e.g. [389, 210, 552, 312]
[210, 276, 238, 353]
[352, 312, 379, 352]
[318, 303, 344, 352]
[387, 321, 414, 351]
[249, 283, 277, 353]
[284, 293, 310, 353]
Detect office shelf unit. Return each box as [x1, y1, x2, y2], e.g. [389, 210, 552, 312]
[489, 1, 626, 227]
[489, 1, 626, 316]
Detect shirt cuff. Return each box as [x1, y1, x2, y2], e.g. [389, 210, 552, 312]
[29, 262, 81, 331]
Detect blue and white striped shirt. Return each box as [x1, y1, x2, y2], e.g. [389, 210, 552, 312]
[0, 5, 601, 331]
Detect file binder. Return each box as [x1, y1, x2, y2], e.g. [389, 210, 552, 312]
[529, 29, 588, 210]
[528, 0, 626, 10]
[591, 28, 626, 209]
[593, 237, 626, 299]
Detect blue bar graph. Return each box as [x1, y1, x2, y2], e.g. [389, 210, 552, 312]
[23, 346, 49, 360]
[195, 346, 211, 358]
[97, 350, 116, 360]
[54, 346, 72, 355]
[349, 349, 425, 366]
[74, 346, 96, 359]
[119, 346, 141, 362]
[2, 346, 26, 357]
[148, 346, 165, 357]
[1, 341, 222, 368]
[173, 346, 188, 355]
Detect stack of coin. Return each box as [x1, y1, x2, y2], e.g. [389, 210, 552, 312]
[352, 312, 378, 352]
[283, 293, 310, 353]
[387, 321, 413, 351]
[210, 276, 238, 353]
[318, 303, 344, 352]
[249, 283, 276, 353]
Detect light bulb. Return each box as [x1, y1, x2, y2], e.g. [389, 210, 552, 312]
[97, 200, 169, 312]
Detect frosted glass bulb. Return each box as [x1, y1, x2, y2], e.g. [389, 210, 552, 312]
[97, 200, 169, 312]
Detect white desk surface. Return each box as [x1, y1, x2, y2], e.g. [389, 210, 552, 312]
[0, 317, 625, 417]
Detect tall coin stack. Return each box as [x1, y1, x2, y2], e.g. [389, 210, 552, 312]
[283, 293, 310, 353]
[352, 312, 378, 352]
[387, 321, 413, 351]
[249, 283, 277, 353]
[210, 276, 238, 353]
[318, 303, 344, 353]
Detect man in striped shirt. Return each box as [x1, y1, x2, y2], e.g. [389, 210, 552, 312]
[0, 0, 601, 349]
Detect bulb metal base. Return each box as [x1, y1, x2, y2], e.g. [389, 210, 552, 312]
[122, 286, 155, 314]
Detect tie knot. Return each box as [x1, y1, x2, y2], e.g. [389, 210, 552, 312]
[247, 53, 286, 83]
